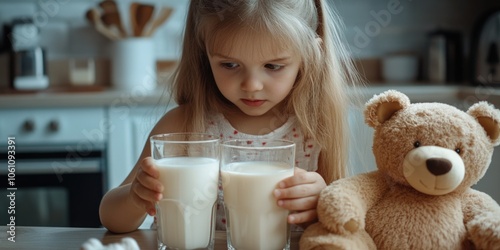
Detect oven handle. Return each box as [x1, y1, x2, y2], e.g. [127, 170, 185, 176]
[0, 158, 102, 175]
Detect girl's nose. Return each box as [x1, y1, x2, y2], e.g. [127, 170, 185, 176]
[241, 74, 263, 92]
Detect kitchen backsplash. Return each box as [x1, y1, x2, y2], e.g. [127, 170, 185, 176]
[335, 0, 499, 58]
[0, 0, 499, 86]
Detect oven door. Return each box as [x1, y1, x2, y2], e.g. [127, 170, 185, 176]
[0, 144, 105, 227]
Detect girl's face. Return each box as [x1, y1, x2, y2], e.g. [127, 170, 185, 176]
[207, 33, 300, 117]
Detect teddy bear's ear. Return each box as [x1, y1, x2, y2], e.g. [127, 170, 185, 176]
[467, 102, 500, 146]
[364, 90, 410, 128]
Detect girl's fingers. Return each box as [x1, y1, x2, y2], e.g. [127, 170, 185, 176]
[277, 195, 317, 211]
[279, 168, 314, 187]
[274, 183, 321, 199]
[140, 157, 160, 178]
[275, 169, 326, 199]
[131, 192, 156, 216]
[129, 157, 164, 216]
[135, 156, 163, 200]
[136, 171, 164, 193]
[273, 168, 324, 225]
[288, 209, 318, 225]
[132, 181, 162, 203]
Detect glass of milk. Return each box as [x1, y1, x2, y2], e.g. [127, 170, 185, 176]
[220, 139, 295, 250]
[151, 133, 220, 250]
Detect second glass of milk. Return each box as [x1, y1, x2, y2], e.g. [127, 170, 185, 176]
[151, 133, 219, 250]
[220, 139, 295, 250]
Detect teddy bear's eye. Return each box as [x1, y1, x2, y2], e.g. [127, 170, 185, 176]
[413, 141, 420, 148]
[455, 148, 461, 154]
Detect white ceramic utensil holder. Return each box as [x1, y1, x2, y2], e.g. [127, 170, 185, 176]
[111, 38, 156, 91]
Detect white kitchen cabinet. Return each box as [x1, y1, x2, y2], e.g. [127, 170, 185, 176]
[106, 103, 175, 230]
[348, 106, 377, 176]
[475, 149, 500, 203]
[107, 104, 175, 190]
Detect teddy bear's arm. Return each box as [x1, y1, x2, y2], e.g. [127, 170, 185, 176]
[316, 171, 389, 235]
[462, 188, 500, 249]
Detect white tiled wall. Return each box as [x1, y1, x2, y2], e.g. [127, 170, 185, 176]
[0, 0, 499, 60]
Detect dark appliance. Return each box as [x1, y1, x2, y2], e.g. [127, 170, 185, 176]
[0, 108, 107, 227]
[3, 17, 49, 90]
[471, 9, 500, 86]
[426, 29, 463, 83]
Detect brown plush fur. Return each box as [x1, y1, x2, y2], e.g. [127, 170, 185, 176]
[300, 90, 500, 250]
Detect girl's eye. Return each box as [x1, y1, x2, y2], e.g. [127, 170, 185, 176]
[265, 64, 283, 71]
[221, 62, 239, 69]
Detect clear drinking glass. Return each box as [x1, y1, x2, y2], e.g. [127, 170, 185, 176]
[220, 139, 295, 250]
[151, 133, 220, 250]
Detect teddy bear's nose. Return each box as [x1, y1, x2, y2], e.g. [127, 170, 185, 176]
[426, 158, 452, 175]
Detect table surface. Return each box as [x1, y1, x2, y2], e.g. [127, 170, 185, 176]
[0, 226, 302, 250]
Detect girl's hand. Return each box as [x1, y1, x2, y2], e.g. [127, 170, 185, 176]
[273, 167, 327, 226]
[130, 157, 164, 216]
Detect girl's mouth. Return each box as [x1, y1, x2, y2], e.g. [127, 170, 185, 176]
[241, 99, 265, 107]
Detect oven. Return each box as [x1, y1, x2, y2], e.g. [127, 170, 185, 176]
[0, 107, 107, 227]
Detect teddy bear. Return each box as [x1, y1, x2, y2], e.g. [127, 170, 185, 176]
[300, 90, 500, 249]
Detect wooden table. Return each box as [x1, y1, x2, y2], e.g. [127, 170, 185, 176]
[0, 226, 302, 249]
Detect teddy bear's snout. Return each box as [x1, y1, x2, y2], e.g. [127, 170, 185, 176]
[403, 146, 465, 195]
[426, 158, 452, 175]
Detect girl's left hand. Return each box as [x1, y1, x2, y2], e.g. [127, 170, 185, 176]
[273, 167, 327, 226]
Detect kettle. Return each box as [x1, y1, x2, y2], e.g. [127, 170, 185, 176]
[426, 29, 463, 83]
[4, 17, 49, 90]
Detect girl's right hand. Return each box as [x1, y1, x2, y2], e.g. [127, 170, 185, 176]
[130, 157, 164, 216]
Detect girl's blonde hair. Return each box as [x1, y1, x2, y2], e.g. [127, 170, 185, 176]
[171, 0, 361, 183]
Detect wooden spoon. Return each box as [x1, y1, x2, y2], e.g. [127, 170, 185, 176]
[135, 4, 155, 37]
[101, 12, 126, 38]
[85, 8, 120, 40]
[129, 2, 140, 37]
[99, 0, 127, 37]
[142, 7, 173, 37]
[99, 0, 117, 12]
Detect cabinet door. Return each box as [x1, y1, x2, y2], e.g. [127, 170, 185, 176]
[130, 106, 175, 230]
[348, 106, 377, 176]
[475, 145, 500, 203]
[107, 105, 175, 190]
[130, 106, 167, 163]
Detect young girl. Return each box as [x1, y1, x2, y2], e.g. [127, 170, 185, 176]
[100, 0, 361, 233]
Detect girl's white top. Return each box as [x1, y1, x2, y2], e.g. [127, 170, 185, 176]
[205, 112, 321, 230]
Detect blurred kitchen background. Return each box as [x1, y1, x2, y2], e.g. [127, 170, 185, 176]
[0, 0, 187, 88]
[0, 0, 500, 228]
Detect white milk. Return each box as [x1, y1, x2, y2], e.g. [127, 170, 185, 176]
[156, 157, 219, 249]
[221, 161, 293, 250]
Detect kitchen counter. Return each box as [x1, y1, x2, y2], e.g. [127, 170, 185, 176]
[0, 86, 170, 109]
[2, 84, 499, 109]
[0, 226, 302, 250]
[355, 84, 500, 105]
